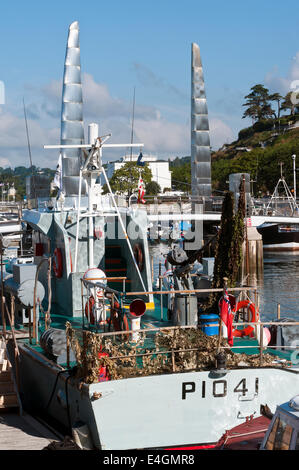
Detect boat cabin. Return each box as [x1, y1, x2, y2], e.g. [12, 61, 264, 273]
[260, 395, 299, 450]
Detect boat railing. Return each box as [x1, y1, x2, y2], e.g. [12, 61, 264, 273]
[98, 319, 299, 369]
[74, 281, 298, 372]
[66, 314, 299, 378]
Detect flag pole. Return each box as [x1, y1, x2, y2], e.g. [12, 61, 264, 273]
[217, 276, 228, 353]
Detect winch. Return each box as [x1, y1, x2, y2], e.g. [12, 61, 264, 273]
[3, 260, 45, 325]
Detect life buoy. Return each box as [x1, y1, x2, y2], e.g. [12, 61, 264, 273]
[53, 248, 63, 278]
[232, 300, 258, 338]
[85, 295, 96, 324]
[133, 243, 144, 271]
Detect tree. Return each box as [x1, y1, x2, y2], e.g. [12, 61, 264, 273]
[269, 92, 283, 119]
[171, 162, 191, 192]
[102, 162, 152, 196]
[145, 180, 161, 195]
[280, 91, 299, 116]
[242, 84, 275, 122]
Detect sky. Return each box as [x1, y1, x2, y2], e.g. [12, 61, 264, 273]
[0, 0, 299, 169]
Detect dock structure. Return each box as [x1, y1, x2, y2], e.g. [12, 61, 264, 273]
[0, 412, 60, 450]
[1, 334, 60, 450]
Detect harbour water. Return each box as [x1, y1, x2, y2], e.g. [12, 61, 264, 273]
[149, 243, 299, 322]
[258, 252, 299, 321]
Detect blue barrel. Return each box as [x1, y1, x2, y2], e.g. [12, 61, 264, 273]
[199, 314, 219, 336]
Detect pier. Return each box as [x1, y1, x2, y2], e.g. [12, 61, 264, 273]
[0, 412, 59, 450]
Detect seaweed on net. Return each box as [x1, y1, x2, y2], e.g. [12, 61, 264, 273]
[65, 323, 288, 384]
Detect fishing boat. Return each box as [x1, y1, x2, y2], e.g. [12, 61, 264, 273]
[257, 166, 299, 251]
[260, 394, 299, 450]
[1, 22, 299, 451]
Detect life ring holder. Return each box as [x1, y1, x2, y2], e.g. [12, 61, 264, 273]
[133, 243, 144, 272]
[53, 248, 63, 278]
[232, 299, 258, 338]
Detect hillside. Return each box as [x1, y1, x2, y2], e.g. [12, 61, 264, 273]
[0, 166, 55, 201]
[211, 115, 299, 196]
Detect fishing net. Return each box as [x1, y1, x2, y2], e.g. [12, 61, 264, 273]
[65, 322, 289, 384]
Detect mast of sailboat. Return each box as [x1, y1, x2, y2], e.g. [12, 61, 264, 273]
[292, 154, 296, 201]
[130, 86, 136, 162]
[23, 98, 36, 202]
[266, 161, 299, 215]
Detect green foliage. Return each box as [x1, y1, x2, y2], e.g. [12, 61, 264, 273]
[242, 84, 275, 122]
[212, 127, 299, 195]
[0, 166, 55, 200]
[103, 162, 152, 196]
[170, 159, 191, 192]
[145, 180, 161, 195]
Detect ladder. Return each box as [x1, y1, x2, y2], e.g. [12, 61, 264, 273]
[0, 336, 21, 413]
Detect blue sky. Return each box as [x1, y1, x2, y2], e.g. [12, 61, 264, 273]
[0, 0, 299, 168]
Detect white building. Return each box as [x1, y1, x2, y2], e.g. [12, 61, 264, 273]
[106, 154, 172, 193]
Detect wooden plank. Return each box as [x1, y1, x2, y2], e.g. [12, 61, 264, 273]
[0, 413, 59, 450]
[0, 392, 19, 407]
[0, 360, 7, 372]
[0, 381, 14, 393]
[0, 371, 11, 382]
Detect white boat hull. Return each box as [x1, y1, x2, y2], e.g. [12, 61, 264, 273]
[16, 343, 299, 450]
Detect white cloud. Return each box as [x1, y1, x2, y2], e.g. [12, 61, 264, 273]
[0, 157, 10, 167]
[265, 51, 299, 94]
[0, 73, 234, 168]
[0, 108, 60, 167]
[209, 118, 235, 149]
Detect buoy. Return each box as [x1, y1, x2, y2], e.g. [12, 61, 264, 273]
[133, 243, 144, 271]
[53, 248, 63, 278]
[83, 268, 107, 324]
[83, 267, 107, 296]
[233, 300, 258, 338]
[256, 325, 271, 347]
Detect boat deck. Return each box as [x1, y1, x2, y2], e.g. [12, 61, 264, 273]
[0, 412, 60, 450]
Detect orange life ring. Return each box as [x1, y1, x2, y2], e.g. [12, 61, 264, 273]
[232, 300, 258, 338]
[53, 248, 63, 278]
[133, 243, 144, 271]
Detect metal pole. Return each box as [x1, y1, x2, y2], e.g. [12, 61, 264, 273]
[292, 154, 296, 201]
[74, 169, 83, 273]
[0, 240, 6, 340]
[217, 277, 227, 353]
[102, 166, 146, 292]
